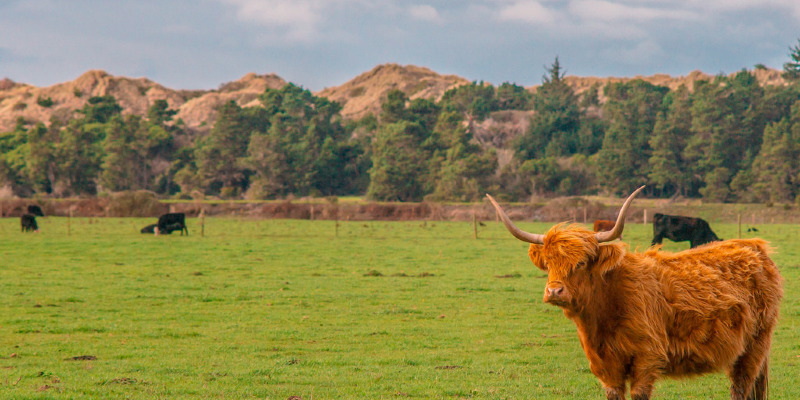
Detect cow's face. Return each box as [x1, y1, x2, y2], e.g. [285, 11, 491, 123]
[528, 224, 624, 310]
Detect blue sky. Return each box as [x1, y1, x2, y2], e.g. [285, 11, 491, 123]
[1, 0, 798, 91]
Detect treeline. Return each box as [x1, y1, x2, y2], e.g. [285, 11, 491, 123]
[2, 60, 800, 203]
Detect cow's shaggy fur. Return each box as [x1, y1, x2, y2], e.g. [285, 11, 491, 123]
[526, 224, 782, 400]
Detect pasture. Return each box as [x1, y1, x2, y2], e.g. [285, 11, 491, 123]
[0, 217, 798, 399]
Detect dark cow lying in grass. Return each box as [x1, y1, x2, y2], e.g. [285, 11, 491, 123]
[652, 213, 721, 248]
[141, 222, 185, 235]
[21, 214, 38, 232]
[156, 213, 188, 236]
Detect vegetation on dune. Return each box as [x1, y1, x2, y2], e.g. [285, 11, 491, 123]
[3, 41, 800, 204]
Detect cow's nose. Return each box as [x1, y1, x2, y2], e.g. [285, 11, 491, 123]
[547, 286, 564, 297]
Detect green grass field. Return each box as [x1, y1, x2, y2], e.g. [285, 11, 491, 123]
[0, 217, 798, 399]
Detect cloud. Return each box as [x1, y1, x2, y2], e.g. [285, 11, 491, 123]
[409, 5, 442, 22]
[219, 0, 322, 42]
[497, 1, 557, 24]
[610, 38, 665, 66]
[568, 1, 696, 22]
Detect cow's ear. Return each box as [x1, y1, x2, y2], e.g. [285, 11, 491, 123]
[528, 244, 548, 271]
[592, 243, 625, 275]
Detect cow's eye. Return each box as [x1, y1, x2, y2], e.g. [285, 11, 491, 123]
[576, 260, 587, 269]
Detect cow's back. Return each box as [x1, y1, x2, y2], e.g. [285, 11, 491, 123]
[647, 239, 782, 375]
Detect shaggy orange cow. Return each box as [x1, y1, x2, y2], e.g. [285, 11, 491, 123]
[487, 186, 782, 400]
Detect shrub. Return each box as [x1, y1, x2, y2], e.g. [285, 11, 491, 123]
[105, 190, 167, 217]
[36, 96, 54, 108]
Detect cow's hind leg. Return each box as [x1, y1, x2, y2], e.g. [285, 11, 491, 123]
[729, 335, 771, 400]
[748, 359, 768, 400]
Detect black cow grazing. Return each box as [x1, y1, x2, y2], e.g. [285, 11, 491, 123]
[651, 213, 721, 248]
[157, 213, 188, 236]
[140, 224, 157, 234]
[27, 205, 44, 217]
[21, 214, 38, 232]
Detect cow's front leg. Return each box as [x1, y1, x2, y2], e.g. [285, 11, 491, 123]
[587, 356, 628, 400]
[604, 385, 627, 400]
[628, 362, 658, 400]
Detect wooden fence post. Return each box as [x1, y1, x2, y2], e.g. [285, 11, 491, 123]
[738, 214, 741, 239]
[199, 209, 205, 238]
[473, 212, 478, 240]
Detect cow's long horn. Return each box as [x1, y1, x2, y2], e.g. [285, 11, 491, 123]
[594, 185, 646, 243]
[486, 194, 544, 244]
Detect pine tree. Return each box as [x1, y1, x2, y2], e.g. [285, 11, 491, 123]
[783, 38, 800, 80]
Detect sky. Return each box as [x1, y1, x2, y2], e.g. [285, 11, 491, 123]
[1, 0, 799, 92]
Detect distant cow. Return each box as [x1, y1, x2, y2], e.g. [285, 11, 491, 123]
[27, 205, 44, 217]
[652, 213, 721, 248]
[143, 222, 185, 235]
[21, 214, 38, 232]
[156, 213, 188, 236]
[592, 219, 618, 237]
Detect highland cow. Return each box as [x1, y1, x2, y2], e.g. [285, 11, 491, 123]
[487, 187, 782, 400]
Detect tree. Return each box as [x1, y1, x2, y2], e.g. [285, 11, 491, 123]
[514, 57, 581, 160]
[427, 111, 497, 201]
[596, 80, 668, 194]
[496, 82, 531, 110]
[647, 86, 693, 197]
[367, 121, 429, 201]
[195, 101, 253, 196]
[23, 123, 60, 193]
[783, 38, 800, 80]
[78, 96, 122, 124]
[747, 101, 800, 202]
[146, 99, 178, 126]
[246, 84, 362, 198]
[100, 115, 150, 191]
[685, 71, 766, 200]
[58, 120, 103, 195]
[439, 81, 498, 121]
[380, 89, 408, 124]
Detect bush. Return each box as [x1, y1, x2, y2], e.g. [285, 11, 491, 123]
[105, 190, 167, 217]
[36, 96, 54, 108]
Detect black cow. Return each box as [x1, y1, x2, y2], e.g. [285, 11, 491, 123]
[27, 205, 44, 217]
[21, 214, 38, 232]
[157, 213, 188, 236]
[651, 213, 721, 248]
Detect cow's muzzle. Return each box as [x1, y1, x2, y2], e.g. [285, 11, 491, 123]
[543, 283, 570, 306]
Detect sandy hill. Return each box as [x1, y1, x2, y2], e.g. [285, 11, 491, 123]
[0, 65, 789, 134]
[561, 68, 787, 102]
[317, 63, 471, 120]
[0, 71, 286, 133]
